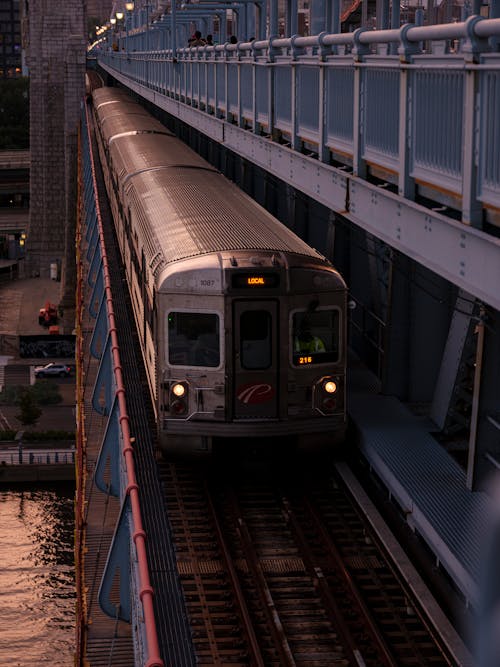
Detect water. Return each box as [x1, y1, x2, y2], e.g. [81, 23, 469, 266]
[0, 484, 75, 667]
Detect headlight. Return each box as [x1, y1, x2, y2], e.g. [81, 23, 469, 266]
[169, 381, 189, 417]
[323, 380, 337, 394]
[172, 383, 186, 397]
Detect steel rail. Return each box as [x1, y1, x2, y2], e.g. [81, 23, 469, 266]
[204, 482, 267, 667]
[226, 488, 298, 667]
[285, 496, 399, 667]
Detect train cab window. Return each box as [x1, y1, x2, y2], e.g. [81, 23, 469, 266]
[240, 310, 271, 370]
[168, 311, 220, 367]
[292, 309, 340, 366]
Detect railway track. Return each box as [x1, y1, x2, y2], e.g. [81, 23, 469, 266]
[159, 457, 456, 666]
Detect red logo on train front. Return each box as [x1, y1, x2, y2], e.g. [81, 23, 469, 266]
[236, 383, 275, 404]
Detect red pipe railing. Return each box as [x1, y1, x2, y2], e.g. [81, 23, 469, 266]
[82, 102, 165, 667]
[75, 120, 89, 665]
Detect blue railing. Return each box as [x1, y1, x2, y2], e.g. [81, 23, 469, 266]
[0, 447, 75, 465]
[96, 17, 500, 229]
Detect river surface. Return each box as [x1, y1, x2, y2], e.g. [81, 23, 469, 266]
[0, 484, 75, 667]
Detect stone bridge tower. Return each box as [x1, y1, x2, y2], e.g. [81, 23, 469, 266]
[25, 0, 86, 328]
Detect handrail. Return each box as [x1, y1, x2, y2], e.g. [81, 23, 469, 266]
[0, 448, 75, 465]
[106, 16, 500, 54]
[83, 102, 165, 667]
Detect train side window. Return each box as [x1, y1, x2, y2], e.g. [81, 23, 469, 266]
[168, 311, 220, 367]
[240, 310, 271, 370]
[292, 309, 340, 366]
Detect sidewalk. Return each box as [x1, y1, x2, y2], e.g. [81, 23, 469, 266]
[0, 276, 64, 336]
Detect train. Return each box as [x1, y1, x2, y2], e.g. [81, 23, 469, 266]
[91, 86, 348, 456]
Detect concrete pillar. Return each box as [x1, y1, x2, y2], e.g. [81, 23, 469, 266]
[26, 0, 86, 329]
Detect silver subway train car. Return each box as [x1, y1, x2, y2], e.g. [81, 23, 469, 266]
[92, 86, 348, 456]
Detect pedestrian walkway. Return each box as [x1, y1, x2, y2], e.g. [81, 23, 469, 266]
[0, 276, 63, 335]
[348, 359, 493, 611]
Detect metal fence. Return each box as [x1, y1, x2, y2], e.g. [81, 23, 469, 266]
[97, 17, 500, 228]
[0, 447, 75, 465]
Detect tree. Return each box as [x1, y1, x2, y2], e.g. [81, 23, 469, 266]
[15, 388, 42, 427]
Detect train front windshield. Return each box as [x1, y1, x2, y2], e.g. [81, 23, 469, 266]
[168, 311, 220, 367]
[292, 309, 340, 366]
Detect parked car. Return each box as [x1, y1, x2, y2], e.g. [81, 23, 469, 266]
[34, 363, 72, 378]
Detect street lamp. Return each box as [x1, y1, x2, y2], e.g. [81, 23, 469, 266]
[116, 12, 125, 50]
[125, 2, 135, 55]
[110, 17, 117, 51]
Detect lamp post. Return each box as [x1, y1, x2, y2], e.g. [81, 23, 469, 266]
[110, 16, 117, 51]
[116, 11, 124, 50]
[125, 2, 135, 55]
[145, 2, 151, 53]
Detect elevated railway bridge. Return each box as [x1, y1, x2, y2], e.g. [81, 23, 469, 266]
[76, 5, 500, 666]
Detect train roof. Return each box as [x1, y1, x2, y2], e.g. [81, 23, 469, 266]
[102, 114, 173, 142]
[109, 132, 217, 183]
[94, 87, 331, 279]
[93, 86, 136, 108]
[125, 166, 326, 273]
[93, 87, 172, 139]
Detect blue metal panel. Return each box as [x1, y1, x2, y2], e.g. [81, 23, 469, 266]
[89, 264, 104, 319]
[364, 65, 400, 170]
[94, 396, 122, 497]
[412, 68, 464, 192]
[207, 62, 215, 109]
[87, 240, 102, 290]
[325, 66, 354, 154]
[479, 69, 500, 208]
[274, 65, 292, 133]
[153, 55, 161, 91]
[98, 495, 132, 622]
[92, 334, 114, 417]
[199, 62, 207, 106]
[84, 204, 97, 243]
[241, 63, 253, 121]
[216, 63, 225, 114]
[297, 64, 319, 143]
[193, 61, 201, 101]
[185, 61, 193, 100]
[228, 63, 238, 115]
[89, 292, 108, 359]
[255, 64, 269, 127]
[84, 190, 96, 230]
[163, 58, 171, 94]
[86, 220, 100, 263]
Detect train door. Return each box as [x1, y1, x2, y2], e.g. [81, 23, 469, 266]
[233, 300, 279, 419]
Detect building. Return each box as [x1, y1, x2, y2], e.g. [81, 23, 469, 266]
[0, 149, 28, 269]
[0, 0, 21, 78]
